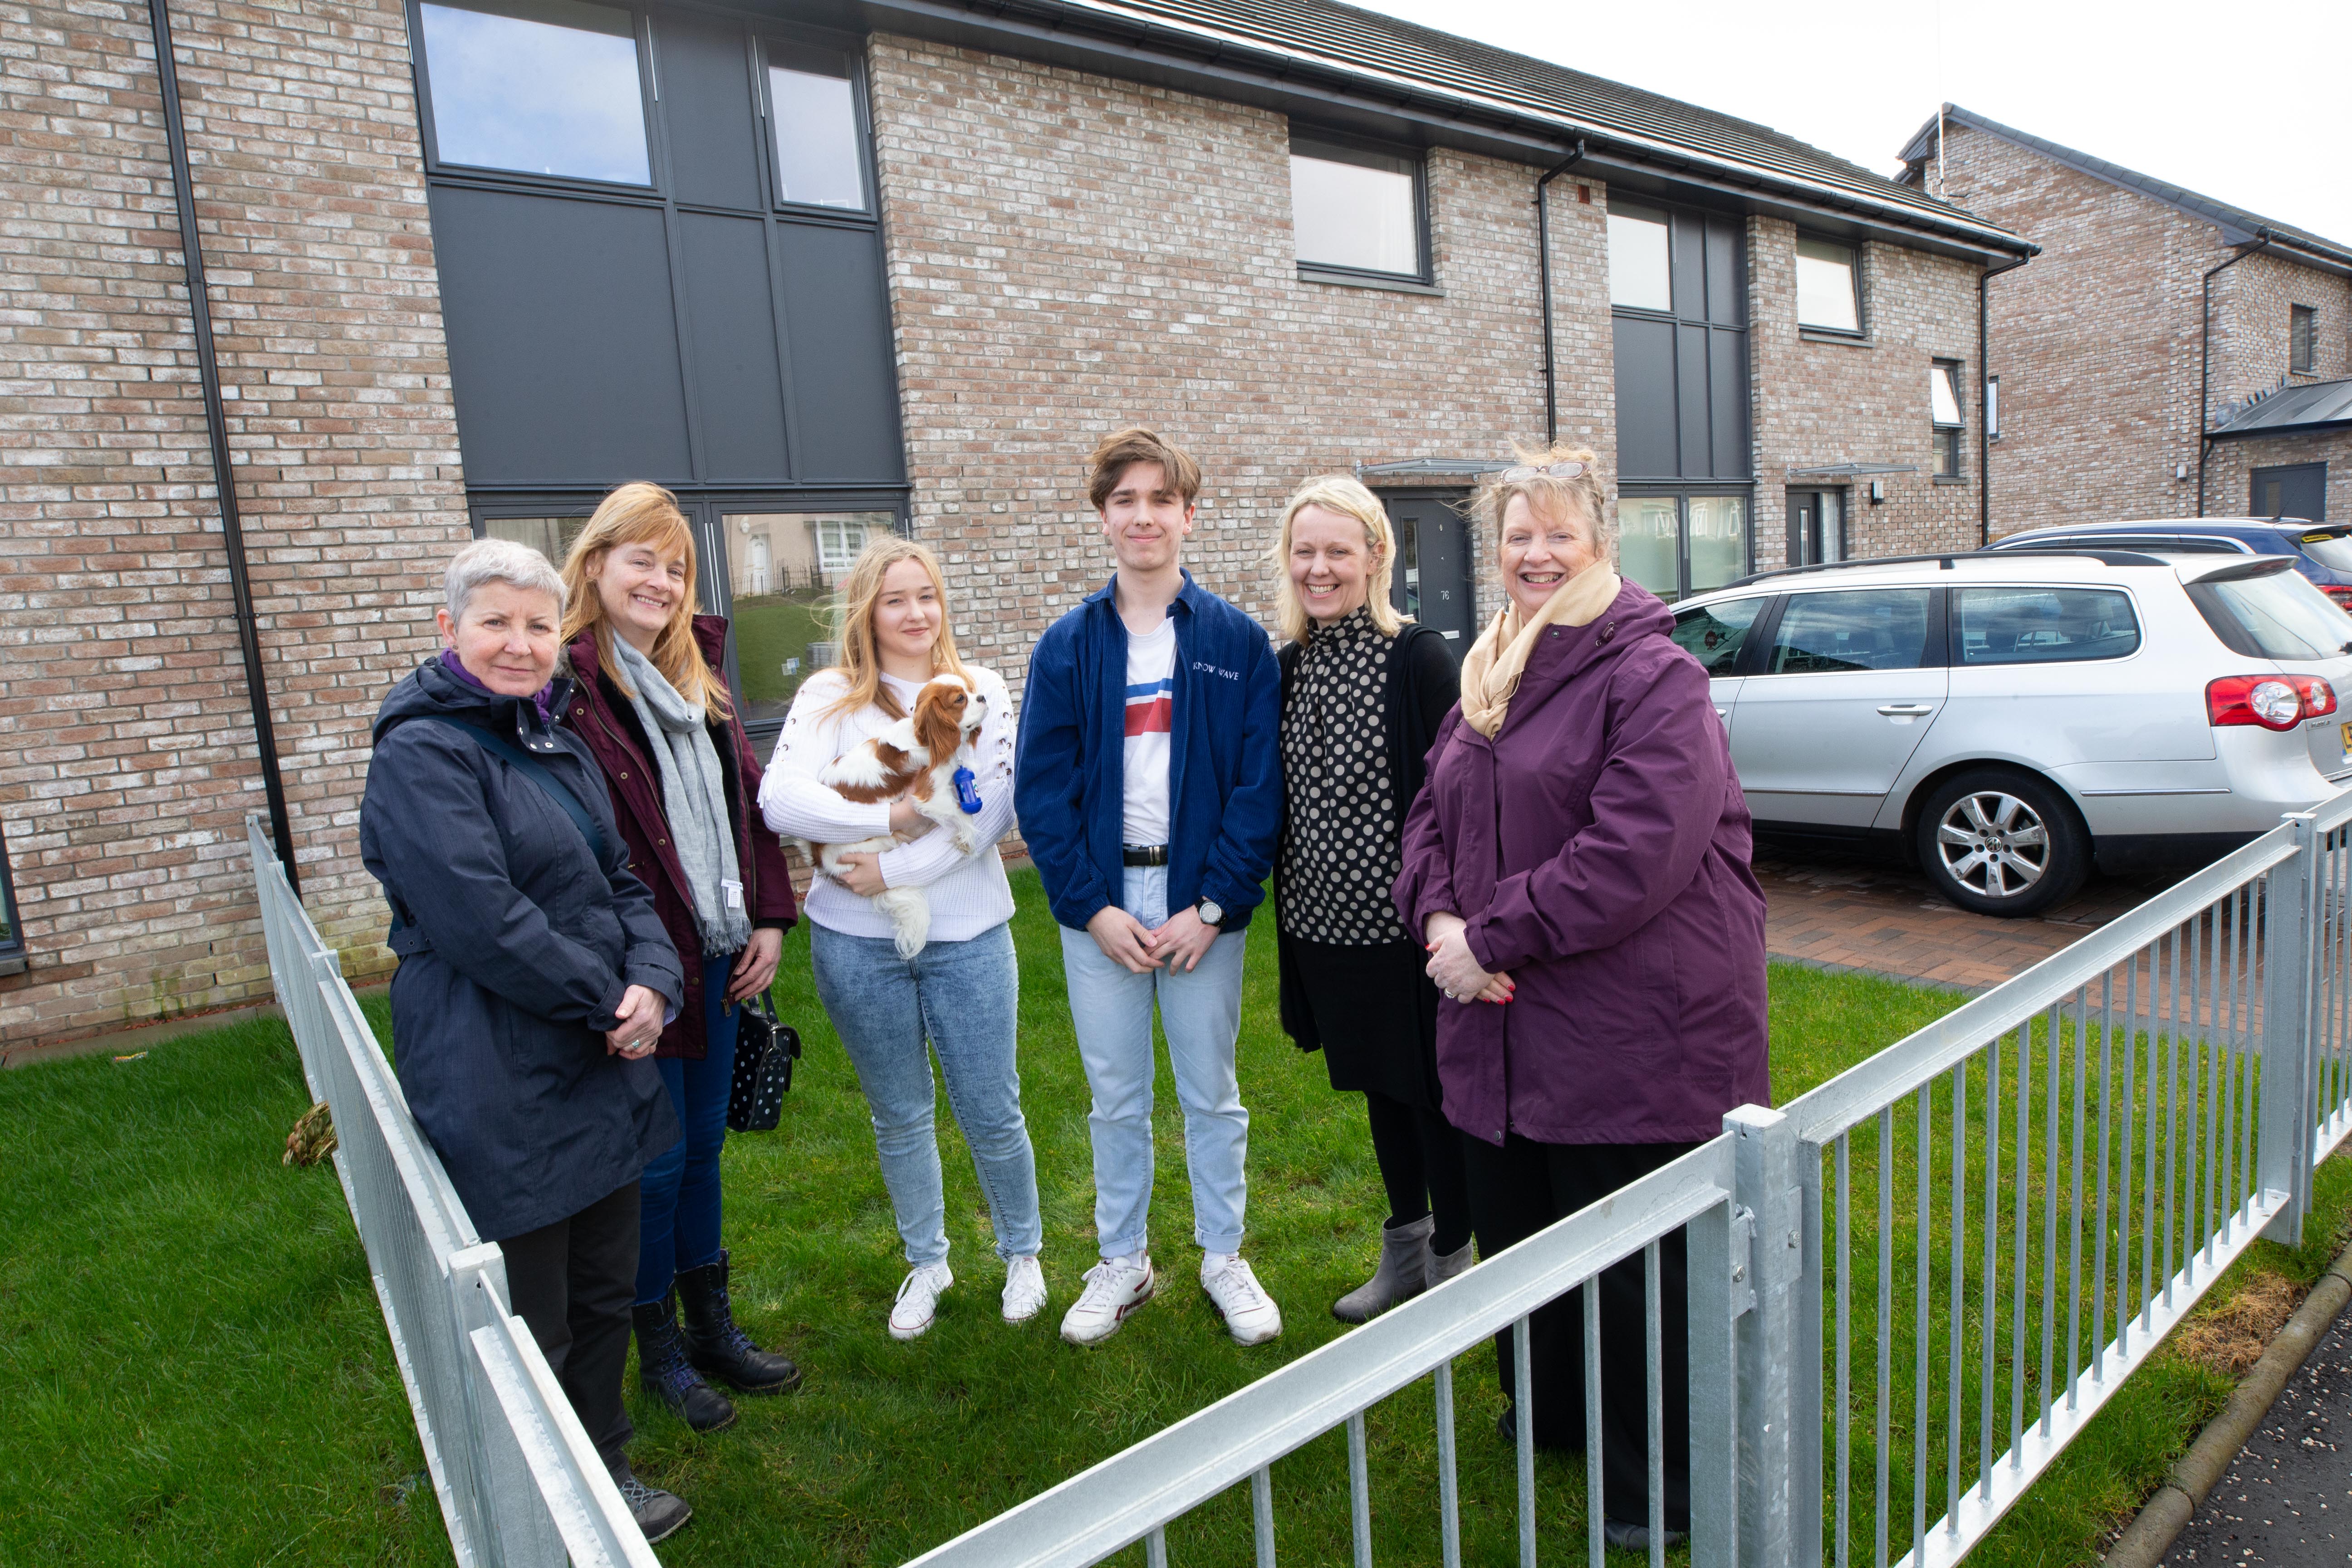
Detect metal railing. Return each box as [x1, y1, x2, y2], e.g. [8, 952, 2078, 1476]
[249, 820, 655, 1568]
[907, 793, 2352, 1568]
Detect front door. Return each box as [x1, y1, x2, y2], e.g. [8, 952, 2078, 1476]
[1787, 488, 1845, 567]
[1387, 494, 1476, 645]
[2254, 463, 2328, 523]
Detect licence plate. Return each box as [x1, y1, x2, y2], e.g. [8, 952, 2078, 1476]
[2342, 721, 2351, 755]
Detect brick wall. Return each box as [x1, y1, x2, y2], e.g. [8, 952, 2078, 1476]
[0, 0, 463, 1055]
[1921, 122, 2350, 536]
[862, 34, 1612, 675]
[1745, 216, 1985, 568]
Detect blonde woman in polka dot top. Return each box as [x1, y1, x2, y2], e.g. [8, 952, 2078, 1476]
[1269, 475, 1470, 1323]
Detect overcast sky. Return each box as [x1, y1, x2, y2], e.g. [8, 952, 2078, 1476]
[1354, 0, 2352, 248]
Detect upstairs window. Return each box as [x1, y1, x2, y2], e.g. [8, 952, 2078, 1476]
[1795, 236, 1861, 332]
[416, 0, 651, 186]
[766, 43, 869, 211]
[1608, 203, 1671, 311]
[1289, 135, 1424, 280]
[1931, 359, 1965, 477]
[2292, 304, 2319, 374]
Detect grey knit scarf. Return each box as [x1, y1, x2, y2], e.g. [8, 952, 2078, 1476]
[612, 637, 752, 957]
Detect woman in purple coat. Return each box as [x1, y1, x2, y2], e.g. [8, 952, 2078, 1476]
[1394, 446, 1769, 1551]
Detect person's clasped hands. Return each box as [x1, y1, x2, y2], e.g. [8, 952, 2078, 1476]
[604, 983, 666, 1058]
[1421, 912, 1515, 1005]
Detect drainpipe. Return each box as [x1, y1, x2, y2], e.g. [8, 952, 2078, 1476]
[2197, 229, 2274, 518]
[1977, 251, 2030, 546]
[147, 0, 300, 892]
[1535, 139, 1588, 445]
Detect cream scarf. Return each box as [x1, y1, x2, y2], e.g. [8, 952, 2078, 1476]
[1456, 564, 1622, 738]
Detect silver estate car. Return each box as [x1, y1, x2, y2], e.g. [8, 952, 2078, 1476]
[1670, 549, 2352, 916]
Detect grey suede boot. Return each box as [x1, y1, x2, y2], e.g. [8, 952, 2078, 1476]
[1429, 1238, 1476, 1284]
[1332, 1214, 1435, 1323]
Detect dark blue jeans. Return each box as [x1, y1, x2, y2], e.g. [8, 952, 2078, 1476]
[635, 952, 740, 1306]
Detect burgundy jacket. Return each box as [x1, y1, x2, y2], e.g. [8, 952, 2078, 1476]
[563, 619, 797, 1059]
[1394, 579, 1769, 1147]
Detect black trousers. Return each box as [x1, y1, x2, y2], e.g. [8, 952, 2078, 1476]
[1363, 1090, 1474, 1255]
[1461, 1135, 1697, 1531]
[498, 1178, 642, 1470]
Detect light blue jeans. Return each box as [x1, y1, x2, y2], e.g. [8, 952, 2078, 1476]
[1060, 865, 1250, 1258]
[811, 920, 1041, 1267]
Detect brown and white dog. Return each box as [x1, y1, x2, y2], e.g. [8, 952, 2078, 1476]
[808, 671, 989, 958]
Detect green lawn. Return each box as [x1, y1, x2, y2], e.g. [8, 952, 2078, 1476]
[0, 874, 2336, 1566]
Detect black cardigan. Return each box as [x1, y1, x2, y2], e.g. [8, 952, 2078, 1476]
[1274, 619, 1461, 1051]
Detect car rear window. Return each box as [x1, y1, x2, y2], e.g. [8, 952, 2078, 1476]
[1768, 588, 1932, 674]
[1953, 587, 2140, 665]
[2297, 530, 2352, 571]
[1670, 596, 1765, 676]
[2188, 565, 2352, 660]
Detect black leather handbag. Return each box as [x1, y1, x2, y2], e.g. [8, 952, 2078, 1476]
[725, 992, 800, 1133]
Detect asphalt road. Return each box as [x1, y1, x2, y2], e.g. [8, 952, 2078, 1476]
[2163, 1295, 2352, 1566]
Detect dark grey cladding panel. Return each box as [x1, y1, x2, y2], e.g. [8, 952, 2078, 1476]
[679, 212, 790, 480]
[660, 13, 764, 213]
[778, 222, 906, 483]
[1710, 330, 1749, 477]
[1612, 315, 1678, 481]
[429, 184, 691, 485]
[1705, 216, 1744, 327]
[1675, 323, 1710, 478]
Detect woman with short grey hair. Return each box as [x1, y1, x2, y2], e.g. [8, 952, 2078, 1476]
[360, 536, 695, 1544]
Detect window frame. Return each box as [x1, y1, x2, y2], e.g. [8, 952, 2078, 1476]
[1616, 484, 1757, 604]
[2291, 304, 2319, 375]
[1930, 358, 1966, 481]
[407, 0, 663, 197]
[755, 30, 881, 219]
[1287, 127, 1433, 289]
[1793, 231, 1865, 337]
[0, 812, 23, 977]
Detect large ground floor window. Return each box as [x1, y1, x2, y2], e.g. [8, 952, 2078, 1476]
[1617, 489, 1752, 603]
[475, 489, 905, 740]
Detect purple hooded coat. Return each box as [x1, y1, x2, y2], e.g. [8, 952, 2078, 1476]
[1394, 579, 1770, 1148]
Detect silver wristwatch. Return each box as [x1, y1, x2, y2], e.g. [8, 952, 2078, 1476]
[1195, 897, 1225, 927]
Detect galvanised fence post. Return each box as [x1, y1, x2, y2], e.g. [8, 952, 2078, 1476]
[1726, 1104, 1801, 1568]
[2260, 812, 2319, 1245]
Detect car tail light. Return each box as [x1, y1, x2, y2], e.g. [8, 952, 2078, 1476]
[2326, 586, 2352, 611]
[2298, 676, 2339, 716]
[2209, 675, 2308, 730]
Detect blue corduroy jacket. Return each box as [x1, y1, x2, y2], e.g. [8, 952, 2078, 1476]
[1015, 571, 1282, 933]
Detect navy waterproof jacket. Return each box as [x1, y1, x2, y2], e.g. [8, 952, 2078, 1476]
[1014, 571, 1281, 932]
[360, 657, 683, 1241]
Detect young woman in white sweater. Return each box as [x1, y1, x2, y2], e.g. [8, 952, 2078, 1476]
[758, 537, 1041, 1339]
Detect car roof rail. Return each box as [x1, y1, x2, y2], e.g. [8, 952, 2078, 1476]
[1722, 548, 2168, 591]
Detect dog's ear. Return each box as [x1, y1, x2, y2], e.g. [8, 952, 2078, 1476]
[914, 681, 967, 763]
[830, 740, 918, 803]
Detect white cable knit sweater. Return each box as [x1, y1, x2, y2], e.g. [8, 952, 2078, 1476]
[757, 666, 1018, 943]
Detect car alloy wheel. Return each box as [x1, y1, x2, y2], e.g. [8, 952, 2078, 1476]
[1935, 789, 2051, 902]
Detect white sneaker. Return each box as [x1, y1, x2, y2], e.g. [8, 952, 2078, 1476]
[1059, 1255, 1155, 1346]
[888, 1262, 953, 1341]
[1002, 1255, 1048, 1323]
[1201, 1254, 1282, 1346]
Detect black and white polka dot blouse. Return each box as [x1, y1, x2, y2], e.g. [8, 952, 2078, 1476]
[1278, 604, 1406, 946]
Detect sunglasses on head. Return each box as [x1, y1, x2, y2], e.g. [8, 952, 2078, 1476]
[1499, 461, 1589, 482]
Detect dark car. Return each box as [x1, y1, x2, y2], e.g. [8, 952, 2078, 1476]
[1987, 517, 2352, 609]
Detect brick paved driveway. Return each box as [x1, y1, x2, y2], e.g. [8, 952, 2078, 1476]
[1757, 848, 2190, 993]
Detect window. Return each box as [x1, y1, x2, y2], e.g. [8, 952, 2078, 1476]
[1608, 204, 1671, 311]
[1671, 596, 1766, 676]
[1953, 588, 2140, 665]
[1930, 360, 1965, 478]
[2292, 304, 2319, 375]
[727, 510, 894, 725]
[1769, 588, 1934, 674]
[481, 514, 591, 563]
[416, 0, 651, 185]
[1986, 374, 2000, 441]
[1289, 136, 1424, 279]
[2187, 563, 2352, 662]
[767, 43, 868, 211]
[0, 813, 23, 976]
[1795, 236, 1861, 333]
[1619, 494, 1751, 604]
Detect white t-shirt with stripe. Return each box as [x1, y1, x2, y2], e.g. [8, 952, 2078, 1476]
[1121, 616, 1176, 848]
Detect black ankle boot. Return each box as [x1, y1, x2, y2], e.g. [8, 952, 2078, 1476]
[633, 1294, 737, 1432]
[676, 1249, 803, 1395]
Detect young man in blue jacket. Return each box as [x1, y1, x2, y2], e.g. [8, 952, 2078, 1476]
[1015, 427, 1284, 1347]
